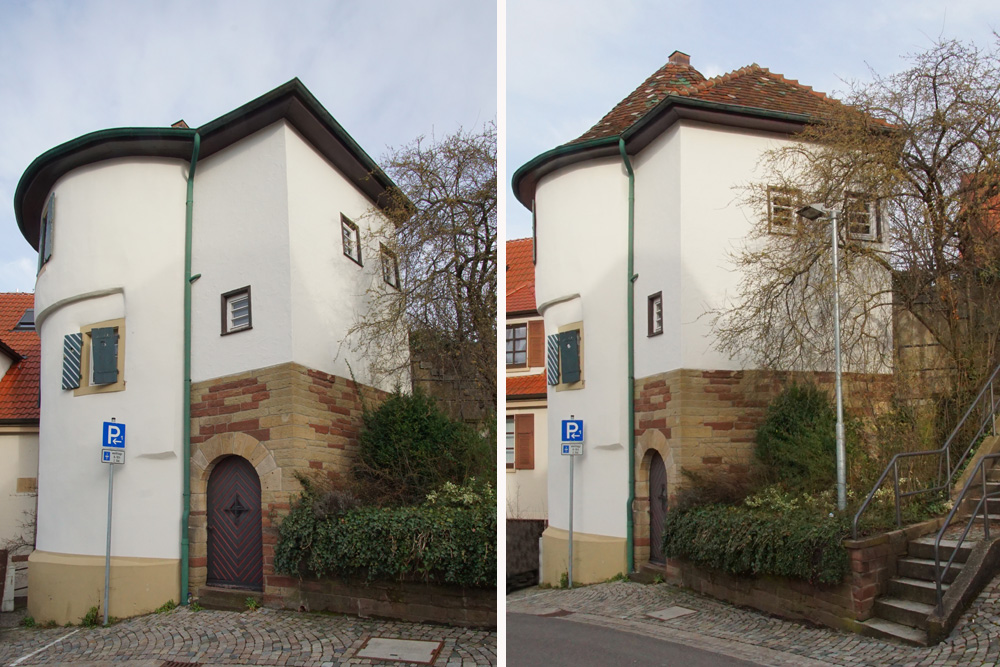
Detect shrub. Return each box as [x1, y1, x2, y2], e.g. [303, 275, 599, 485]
[754, 383, 855, 492]
[354, 389, 493, 505]
[274, 480, 495, 588]
[663, 502, 850, 585]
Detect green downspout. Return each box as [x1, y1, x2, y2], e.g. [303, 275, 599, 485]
[181, 132, 200, 605]
[619, 137, 636, 573]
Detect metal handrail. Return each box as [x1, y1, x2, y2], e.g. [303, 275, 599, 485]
[851, 362, 1000, 539]
[932, 452, 1000, 611]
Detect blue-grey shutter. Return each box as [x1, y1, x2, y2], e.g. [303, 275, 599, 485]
[91, 327, 118, 385]
[546, 334, 560, 385]
[560, 330, 581, 384]
[42, 194, 54, 265]
[62, 333, 83, 390]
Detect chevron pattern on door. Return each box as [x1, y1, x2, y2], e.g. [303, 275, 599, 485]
[207, 456, 263, 590]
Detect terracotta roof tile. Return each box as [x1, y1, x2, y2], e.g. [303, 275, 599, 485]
[0, 293, 39, 422]
[506, 238, 536, 314]
[507, 371, 547, 398]
[570, 54, 834, 145]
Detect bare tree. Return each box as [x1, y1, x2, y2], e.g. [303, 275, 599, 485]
[353, 122, 497, 415]
[715, 37, 1000, 407]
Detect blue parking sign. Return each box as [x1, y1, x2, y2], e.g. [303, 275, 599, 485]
[103, 421, 126, 448]
[561, 419, 584, 443]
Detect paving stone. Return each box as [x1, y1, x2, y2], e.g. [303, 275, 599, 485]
[0, 607, 495, 666]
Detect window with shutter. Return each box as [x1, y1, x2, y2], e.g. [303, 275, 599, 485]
[505, 416, 515, 469]
[73, 318, 126, 395]
[506, 324, 527, 367]
[514, 413, 534, 470]
[38, 193, 54, 273]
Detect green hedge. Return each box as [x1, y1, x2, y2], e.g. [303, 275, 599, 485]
[274, 485, 495, 588]
[662, 504, 850, 585]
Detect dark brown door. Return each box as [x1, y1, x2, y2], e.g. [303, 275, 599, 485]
[207, 456, 263, 590]
[649, 451, 668, 563]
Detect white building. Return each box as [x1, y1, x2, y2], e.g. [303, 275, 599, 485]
[512, 51, 887, 584]
[13, 80, 407, 623]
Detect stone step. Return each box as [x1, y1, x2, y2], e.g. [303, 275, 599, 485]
[888, 577, 949, 606]
[859, 616, 929, 646]
[873, 597, 935, 630]
[195, 586, 263, 612]
[897, 557, 963, 584]
[908, 537, 973, 563]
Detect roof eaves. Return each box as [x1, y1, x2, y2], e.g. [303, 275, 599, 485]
[512, 96, 814, 210]
[0, 339, 24, 362]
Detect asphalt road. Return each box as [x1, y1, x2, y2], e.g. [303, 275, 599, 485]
[507, 613, 764, 667]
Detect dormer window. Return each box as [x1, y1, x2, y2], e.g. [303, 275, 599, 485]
[13, 309, 34, 331]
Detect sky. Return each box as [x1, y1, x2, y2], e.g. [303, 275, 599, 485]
[507, 0, 1000, 240]
[0, 0, 496, 293]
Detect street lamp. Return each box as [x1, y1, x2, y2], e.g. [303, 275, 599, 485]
[797, 203, 847, 512]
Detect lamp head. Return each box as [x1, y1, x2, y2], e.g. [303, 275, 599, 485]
[797, 203, 828, 221]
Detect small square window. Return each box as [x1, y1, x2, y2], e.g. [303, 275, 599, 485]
[845, 192, 880, 241]
[506, 324, 527, 367]
[380, 244, 400, 289]
[648, 292, 663, 337]
[341, 214, 362, 265]
[768, 186, 800, 235]
[221, 286, 252, 335]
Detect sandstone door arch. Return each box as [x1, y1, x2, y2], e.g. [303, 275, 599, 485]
[207, 455, 263, 590]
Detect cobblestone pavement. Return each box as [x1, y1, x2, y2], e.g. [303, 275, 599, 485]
[507, 575, 1000, 666]
[0, 607, 495, 666]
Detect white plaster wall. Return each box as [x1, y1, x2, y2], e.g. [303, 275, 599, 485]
[0, 429, 38, 545]
[675, 122, 795, 371]
[534, 159, 630, 539]
[0, 353, 12, 379]
[191, 123, 292, 382]
[633, 125, 683, 379]
[33, 159, 187, 559]
[284, 125, 405, 391]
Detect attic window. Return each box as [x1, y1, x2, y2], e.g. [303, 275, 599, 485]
[13, 309, 34, 331]
[768, 186, 800, 235]
[845, 192, 880, 242]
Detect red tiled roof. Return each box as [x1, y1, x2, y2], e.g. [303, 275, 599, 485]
[507, 371, 547, 398]
[0, 293, 39, 422]
[572, 53, 833, 144]
[506, 238, 536, 315]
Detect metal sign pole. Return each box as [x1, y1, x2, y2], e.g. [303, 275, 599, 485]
[104, 459, 113, 626]
[568, 453, 574, 590]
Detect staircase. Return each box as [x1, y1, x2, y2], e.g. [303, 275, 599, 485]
[860, 536, 973, 645]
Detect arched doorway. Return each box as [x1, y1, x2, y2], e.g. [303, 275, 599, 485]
[207, 456, 263, 590]
[648, 450, 668, 563]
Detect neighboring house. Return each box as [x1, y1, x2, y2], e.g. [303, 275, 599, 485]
[0, 293, 39, 611]
[13, 80, 408, 624]
[505, 238, 547, 521]
[512, 51, 889, 585]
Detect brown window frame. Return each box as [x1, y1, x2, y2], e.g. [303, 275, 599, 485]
[341, 214, 363, 266]
[380, 243, 401, 289]
[221, 286, 253, 336]
[506, 323, 527, 368]
[648, 292, 663, 337]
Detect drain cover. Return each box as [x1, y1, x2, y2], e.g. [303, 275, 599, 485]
[647, 606, 696, 621]
[356, 637, 444, 664]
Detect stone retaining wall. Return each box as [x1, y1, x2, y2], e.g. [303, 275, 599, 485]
[664, 518, 943, 632]
[275, 578, 495, 627]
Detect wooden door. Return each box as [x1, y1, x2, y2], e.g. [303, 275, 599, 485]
[207, 456, 263, 590]
[648, 451, 668, 564]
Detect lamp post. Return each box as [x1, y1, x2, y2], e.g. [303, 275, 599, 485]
[797, 203, 846, 512]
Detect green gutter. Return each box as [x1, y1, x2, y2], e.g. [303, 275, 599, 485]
[181, 132, 201, 605]
[619, 137, 636, 574]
